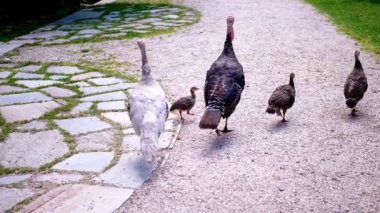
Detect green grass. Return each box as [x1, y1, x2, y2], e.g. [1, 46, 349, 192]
[305, 0, 380, 58]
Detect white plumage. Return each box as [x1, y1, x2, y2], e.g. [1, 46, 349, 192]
[128, 41, 168, 162]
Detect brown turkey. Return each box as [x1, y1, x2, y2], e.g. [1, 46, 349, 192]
[266, 73, 295, 122]
[344, 50, 368, 116]
[170, 86, 199, 121]
[199, 16, 245, 135]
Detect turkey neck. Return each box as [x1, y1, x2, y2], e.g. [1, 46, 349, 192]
[139, 45, 152, 78]
[190, 90, 196, 99]
[289, 77, 295, 89]
[354, 56, 363, 71]
[223, 25, 235, 56]
[140, 45, 148, 66]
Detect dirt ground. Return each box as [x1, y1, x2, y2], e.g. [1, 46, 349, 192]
[12, 0, 380, 212]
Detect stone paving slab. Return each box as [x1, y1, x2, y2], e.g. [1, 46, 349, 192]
[69, 102, 93, 115]
[18, 65, 42, 72]
[50, 75, 67, 80]
[22, 184, 133, 213]
[97, 100, 126, 111]
[13, 72, 44, 79]
[122, 134, 140, 151]
[19, 31, 69, 39]
[41, 87, 76, 98]
[69, 81, 91, 87]
[71, 72, 105, 81]
[0, 130, 68, 168]
[0, 101, 61, 122]
[158, 132, 174, 149]
[53, 152, 113, 172]
[16, 80, 61, 88]
[31, 172, 85, 184]
[0, 174, 32, 185]
[0, 71, 12, 79]
[80, 91, 127, 102]
[70, 34, 94, 40]
[79, 83, 135, 95]
[0, 85, 27, 94]
[76, 130, 116, 151]
[55, 117, 112, 135]
[0, 187, 39, 212]
[97, 152, 158, 188]
[0, 43, 23, 56]
[57, 11, 104, 24]
[47, 66, 85, 74]
[101, 111, 131, 127]
[17, 120, 48, 131]
[0, 92, 52, 106]
[88, 77, 124, 85]
[78, 29, 102, 35]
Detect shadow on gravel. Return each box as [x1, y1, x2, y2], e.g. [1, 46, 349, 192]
[201, 133, 237, 157]
[269, 121, 289, 132]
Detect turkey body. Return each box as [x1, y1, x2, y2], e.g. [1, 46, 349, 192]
[128, 41, 168, 162]
[344, 50, 367, 116]
[199, 16, 245, 134]
[266, 73, 295, 122]
[170, 86, 199, 120]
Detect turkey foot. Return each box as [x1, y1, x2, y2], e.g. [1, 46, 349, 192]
[179, 111, 184, 122]
[351, 108, 357, 116]
[281, 110, 288, 122]
[187, 111, 195, 115]
[221, 119, 233, 133]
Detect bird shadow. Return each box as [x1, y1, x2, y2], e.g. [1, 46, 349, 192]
[132, 156, 157, 180]
[269, 120, 289, 132]
[201, 131, 236, 157]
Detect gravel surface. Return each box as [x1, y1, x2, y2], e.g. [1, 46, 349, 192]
[10, 0, 380, 212]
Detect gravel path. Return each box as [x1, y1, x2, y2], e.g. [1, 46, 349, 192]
[12, 0, 380, 212]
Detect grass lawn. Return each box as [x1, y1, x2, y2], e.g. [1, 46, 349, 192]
[306, 0, 380, 58]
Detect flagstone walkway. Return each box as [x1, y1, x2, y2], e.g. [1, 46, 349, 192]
[0, 1, 193, 211]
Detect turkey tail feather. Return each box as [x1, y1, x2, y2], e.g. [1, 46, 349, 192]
[199, 108, 222, 129]
[140, 112, 158, 162]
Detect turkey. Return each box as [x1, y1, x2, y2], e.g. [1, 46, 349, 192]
[199, 16, 245, 135]
[127, 41, 169, 162]
[344, 50, 368, 116]
[170, 86, 199, 121]
[266, 73, 296, 122]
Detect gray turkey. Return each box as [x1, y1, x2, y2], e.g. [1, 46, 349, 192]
[127, 41, 169, 162]
[170, 86, 199, 121]
[266, 73, 295, 122]
[199, 16, 245, 135]
[344, 50, 368, 116]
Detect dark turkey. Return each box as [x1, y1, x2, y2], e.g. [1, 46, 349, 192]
[344, 50, 368, 116]
[266, 73, 295, 122]
[199, 16, 245, 135]
[170, 86, 199, 121]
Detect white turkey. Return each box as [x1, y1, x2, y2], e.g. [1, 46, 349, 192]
[199, 16, 245, 135]
[128, 41, 169, 162]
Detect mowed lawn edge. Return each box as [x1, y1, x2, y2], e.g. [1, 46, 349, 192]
[305, 0, 380, 59]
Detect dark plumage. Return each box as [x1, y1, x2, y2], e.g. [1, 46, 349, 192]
[266, 73, 296, 122]
[199, 16, 245, 135]
[170, 86, 199, 121]
[344, 50, 367, 116]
